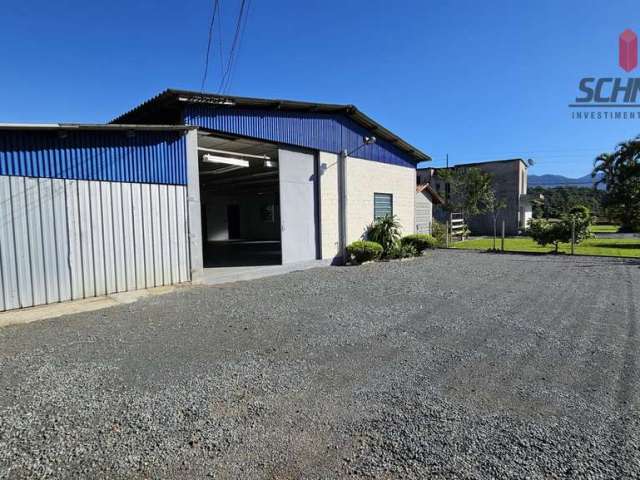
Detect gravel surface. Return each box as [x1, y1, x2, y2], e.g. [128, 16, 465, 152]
[0, 250, 639, 479]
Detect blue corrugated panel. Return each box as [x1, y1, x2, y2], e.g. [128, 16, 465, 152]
[182, 105, 416, 168]
[0, 130, 187, 185]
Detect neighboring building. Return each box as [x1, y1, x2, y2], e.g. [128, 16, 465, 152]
[0, 89, 430, 312]
[417, 159, 539, 235]
[415, 181, 444, 234]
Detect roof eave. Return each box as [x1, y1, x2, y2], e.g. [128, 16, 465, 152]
[0, 122, 193, 132]
[112, 89, 431, 163]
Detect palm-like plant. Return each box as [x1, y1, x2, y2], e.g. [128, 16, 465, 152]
[593, 152, 615, 191]
[366, 214, 401, 258]
[592, 136, 640, 232]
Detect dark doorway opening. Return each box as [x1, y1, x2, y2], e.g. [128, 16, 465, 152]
[226, 204, 241, 239]
[198, 133, 282, 268]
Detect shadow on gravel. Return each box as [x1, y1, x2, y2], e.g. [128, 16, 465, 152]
[593, 242, 640, 249]
[451, 249, 640, 266]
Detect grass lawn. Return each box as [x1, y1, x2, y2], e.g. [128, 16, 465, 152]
[453, 236, 640, 258]
[590, 224, 621, 233]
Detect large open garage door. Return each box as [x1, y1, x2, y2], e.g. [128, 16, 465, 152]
[278, 148, 318, 264]
[199, 133, 282, 267]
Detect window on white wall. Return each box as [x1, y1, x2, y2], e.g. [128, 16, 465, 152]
[374, 193, 393, 219]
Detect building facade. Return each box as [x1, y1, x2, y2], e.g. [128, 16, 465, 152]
[418, 159, 537, 236]
[0, 90, 430, 312]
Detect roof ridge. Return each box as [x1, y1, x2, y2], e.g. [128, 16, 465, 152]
[111, 89, 430, 162]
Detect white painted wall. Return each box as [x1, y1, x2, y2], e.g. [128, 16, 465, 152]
[279, 148, 317, 264]
[345, 156, 416, 242]
[318, 152, 416, 260]
[318, 151, 340, 260]
[0, 175, 190, 312]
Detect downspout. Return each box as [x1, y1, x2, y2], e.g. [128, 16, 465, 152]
[338, 150, 348, 263]
[338, 137, 375, 263]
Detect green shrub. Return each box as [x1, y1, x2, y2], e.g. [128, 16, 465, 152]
[345, 240, 383, 264]
[528, 211, 593, 253]
[430, 220, 447, 247]
[366, 214, 402, 258]
[400, 234, 437, 253]
[389, 243, 419, 259]
[567, 205, 594, 242]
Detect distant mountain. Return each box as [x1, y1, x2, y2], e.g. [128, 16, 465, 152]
[528, 172, 605, 189]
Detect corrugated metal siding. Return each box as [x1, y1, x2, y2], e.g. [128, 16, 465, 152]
[415, 191, 433, 234]
[0, 130, 187, 185]
[0, 175, 190, 312]
[182, 105, 417, 169]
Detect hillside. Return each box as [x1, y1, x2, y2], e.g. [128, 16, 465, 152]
[528, 172, 604, 189]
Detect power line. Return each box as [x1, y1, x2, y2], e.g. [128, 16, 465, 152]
[218, 0, 250, 94]
[219, 0, 248, 93]
[200, 0, 220, 92]
[217, 1, 225, 81]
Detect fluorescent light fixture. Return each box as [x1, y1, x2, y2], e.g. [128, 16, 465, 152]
[202, 154, 250, 168]
[198, 147, 270, 160]
[264, 160, 277, 168]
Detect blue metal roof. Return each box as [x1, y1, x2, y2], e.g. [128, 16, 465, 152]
[0, 126, 188, 185]
[112, 89, 430, 167]
[182, 104, 417, 168]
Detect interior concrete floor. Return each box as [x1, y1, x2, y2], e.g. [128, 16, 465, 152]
[203, 240, 282, 267]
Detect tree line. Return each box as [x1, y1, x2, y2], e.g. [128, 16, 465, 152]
[531, 186, 606, 220]
[593, 135, 640, 232]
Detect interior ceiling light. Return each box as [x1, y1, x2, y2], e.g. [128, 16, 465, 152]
[202, 154, 250, 168]
[198, 147, 270, 160]
[264, 160, 277, 168]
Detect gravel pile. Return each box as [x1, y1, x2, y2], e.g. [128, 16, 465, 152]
[0, 250, 639, 478]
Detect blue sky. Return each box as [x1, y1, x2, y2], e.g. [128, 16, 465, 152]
[1, 0, 639, 176]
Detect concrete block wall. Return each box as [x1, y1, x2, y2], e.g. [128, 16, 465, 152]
[426, 160, 528, 236]
[318, 152, 416, 260]
[464, 161, 524, 235]
[345, 156, 415, 243]
[318, 151, 340, 260]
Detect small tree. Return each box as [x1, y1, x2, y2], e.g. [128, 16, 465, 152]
[482, 189, 507, 250]
[366, 214, 402, 258]
[528, 219, 571, 253]
[528, 205, 593, 253]
[568, 205, 594, 243]
[437, 167, 494, 219]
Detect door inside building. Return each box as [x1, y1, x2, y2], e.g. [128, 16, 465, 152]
[226, 204, 241, 239]
[278, 148, 318, 264]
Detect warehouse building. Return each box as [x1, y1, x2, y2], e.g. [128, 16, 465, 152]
[0, 90, 430, 312]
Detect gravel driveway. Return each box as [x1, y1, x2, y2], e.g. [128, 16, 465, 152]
[1, 250, 639, 479]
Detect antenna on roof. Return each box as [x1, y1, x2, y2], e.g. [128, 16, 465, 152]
[527, 158, 535, 167]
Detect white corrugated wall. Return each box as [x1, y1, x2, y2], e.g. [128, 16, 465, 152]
[415, 190, 433, 234]
[0, 175, 190, 312]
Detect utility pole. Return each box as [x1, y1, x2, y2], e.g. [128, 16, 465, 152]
[446, 153, 449, 168]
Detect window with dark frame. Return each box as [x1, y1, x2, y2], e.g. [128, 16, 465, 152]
[374, 193, 393, 220]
